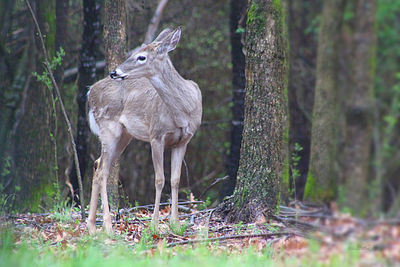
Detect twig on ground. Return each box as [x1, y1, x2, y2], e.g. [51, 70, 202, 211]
[206, 208, 216, 237]
[125, 201, 204, 213]
[25, 0, 85, 220]
[159, 232, 298, 248]
[199, 176, 229, 199]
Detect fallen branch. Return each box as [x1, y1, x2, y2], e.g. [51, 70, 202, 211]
[159, 232, 299, 248]
[199, 175, 229, 199]
[26, 0, 85, 220]
[125, 200, 204, 213]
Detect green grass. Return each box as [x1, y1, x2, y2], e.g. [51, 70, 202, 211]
[0, 227, 377, 267]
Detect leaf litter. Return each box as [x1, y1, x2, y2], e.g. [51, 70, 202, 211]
[1, 200, 399, 265]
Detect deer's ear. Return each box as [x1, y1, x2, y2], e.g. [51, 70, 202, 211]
[153, 28, 173, 42]
[157, 28, 181, 54]
[168, 28, 181, 52]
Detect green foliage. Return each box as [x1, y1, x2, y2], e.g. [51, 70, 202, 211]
[0, 226, 374, 267]
[291, 143, 303, 182]
[235, 27, 245, 34]
[32, 47, 65, 90]
[50, 199, 74, 223]
[168, 220, 189, 236]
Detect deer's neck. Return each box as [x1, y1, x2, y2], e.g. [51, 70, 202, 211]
[149, 58, 198, 127]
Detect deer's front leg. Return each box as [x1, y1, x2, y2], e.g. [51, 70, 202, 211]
[170, 145, 187, 225]
[150, 140, 165, 227]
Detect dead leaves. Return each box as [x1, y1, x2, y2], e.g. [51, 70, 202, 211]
[1, 201, 400, 265]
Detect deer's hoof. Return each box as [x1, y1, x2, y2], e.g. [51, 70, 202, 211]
[87, 223, 97, 235]
[103, 220, 113, 234]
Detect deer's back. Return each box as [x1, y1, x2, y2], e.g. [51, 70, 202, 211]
[88, 76, 182, 143]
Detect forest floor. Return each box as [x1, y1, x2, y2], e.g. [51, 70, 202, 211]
[1, 201, 399, 266]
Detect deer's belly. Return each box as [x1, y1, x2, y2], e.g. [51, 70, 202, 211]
[119, 114, 150, 142]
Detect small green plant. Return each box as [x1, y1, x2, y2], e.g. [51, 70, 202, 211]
[265, 224, 280, 233]
[168, 220, 189, 236]
[289, 143, 303, 199]
[233, 221, 244, 235]
[50, 199, 73, 223]
[198, 196, 211, 210]
[138, 227, 153, 249]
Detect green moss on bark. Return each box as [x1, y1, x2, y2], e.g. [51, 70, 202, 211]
[247, 1, 266, 33]
[217, 0, 287, 223]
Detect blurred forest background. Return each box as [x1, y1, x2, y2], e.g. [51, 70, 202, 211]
[0, 0, 399, 218]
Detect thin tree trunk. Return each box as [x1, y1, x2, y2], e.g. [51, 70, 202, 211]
[104, 0, 127, 210]
[342, 0, 376, 215]
[70, 0, 102, 205]
[305, 0, 346, 202]
[221, 0, 247, 199]
[217, 0, 287, 223]
[287, 0, 320, 200]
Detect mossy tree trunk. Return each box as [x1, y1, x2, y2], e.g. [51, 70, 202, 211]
[221, 0, 247, 199]
[217, 0, 287, 223]
[305, 0, 346, 202]
[287, 0, 320, 200]
[13, 0, 57, 211]
[104, 0, 127, 210]
[342, 0, 376, 214]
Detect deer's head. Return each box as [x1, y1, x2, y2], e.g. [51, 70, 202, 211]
[110, 27, 181, 80]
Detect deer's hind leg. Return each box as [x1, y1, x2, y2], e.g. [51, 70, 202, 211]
[100, 130, 131, 233]
[170, 144, 187, 225]
[87, 124, 130, 234]
[150, 139, 165, 228]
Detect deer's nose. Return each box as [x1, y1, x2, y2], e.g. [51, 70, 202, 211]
[110, 70, 117, 79]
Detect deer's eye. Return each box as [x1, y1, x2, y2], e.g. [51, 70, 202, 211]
[137, 56, 146, 61]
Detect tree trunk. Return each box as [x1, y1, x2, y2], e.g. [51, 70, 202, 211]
[54, 0, 68, 85]
[217, 0, 287, 223]
[342, 0, 376, 214]
[13, 0, 57, 211]
[287, 0, 320, 200]
[69, 0, 101, 205]
[221, 0, 247, 199]
[305, 0, 346, 202]
[104, 0, 126, 210]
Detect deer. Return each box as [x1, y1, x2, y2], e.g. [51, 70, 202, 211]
[86, 28, 202, 234]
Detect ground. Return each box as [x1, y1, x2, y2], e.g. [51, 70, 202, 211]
[1, 201, 399, 266]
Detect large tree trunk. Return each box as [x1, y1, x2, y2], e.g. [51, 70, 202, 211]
[13, 0, 57, 211]
[342, 0, 376, 214]
[287, 0, 320, 200]
[70, 0, 101, 205]
[104, 0, 127, 210]
[305, 0, 346, 202]
[221, 0, 247, 199]
[217, 0, 287, 223]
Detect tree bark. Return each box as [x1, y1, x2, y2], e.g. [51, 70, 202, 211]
[13, 0, 57, 210]
[221, 0, 247, 199]
[342, 0, 376, 214]
[54, 0, 68, 85]
[287, 0, 320, 200]
[217, 0, 287, 223]
[305, 0, 346, 202]
[70, 0, 101, 205]
[104, 0, 127, 210]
